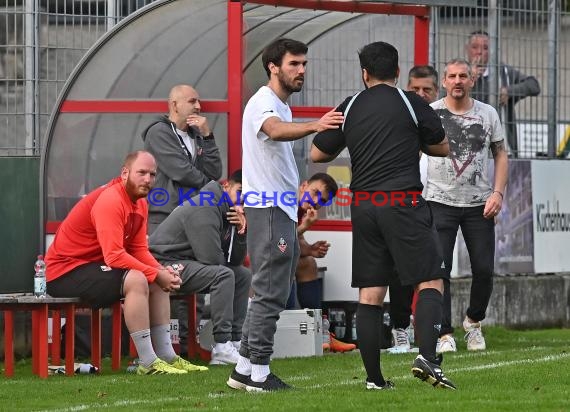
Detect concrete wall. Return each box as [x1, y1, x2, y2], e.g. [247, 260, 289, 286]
[451, 274, 570, 329]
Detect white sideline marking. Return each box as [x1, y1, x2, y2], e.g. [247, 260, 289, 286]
[34, 397, 196, 412]
[306, 352, 570, 389]
[34, 352, 569, 411]
[448, 353, 570, 373]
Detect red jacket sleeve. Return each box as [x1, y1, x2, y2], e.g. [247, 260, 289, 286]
[91, 187, 159, 282]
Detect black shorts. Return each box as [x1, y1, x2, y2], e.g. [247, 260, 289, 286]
[351, 194, 446, 288]
[47, 262, 128, 309]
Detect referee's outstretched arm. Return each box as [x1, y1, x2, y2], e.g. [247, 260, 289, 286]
[422, 136, 450, 157]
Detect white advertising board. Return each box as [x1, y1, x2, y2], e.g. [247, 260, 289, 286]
[304, 230, 358, 302]
[532, 160, 570, 272]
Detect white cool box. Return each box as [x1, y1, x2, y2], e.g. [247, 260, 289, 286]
[273, 309, 323, 358]
[199, 309, 324, 359]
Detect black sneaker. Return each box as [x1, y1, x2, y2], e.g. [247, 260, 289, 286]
[227, 368, 250, 390]
[245, 373, 291, 392]
[412, 355, 456, 390]
[366, 379, 395, 390]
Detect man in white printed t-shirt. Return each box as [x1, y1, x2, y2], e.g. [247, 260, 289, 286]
[425, 58, 508, 354]
[226, 38, 343, 392]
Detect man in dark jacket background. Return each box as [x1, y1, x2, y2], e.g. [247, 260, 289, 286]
[466, 30, 540, 157]
[149, 170, 251, 366]
[142, 84, 222, 234]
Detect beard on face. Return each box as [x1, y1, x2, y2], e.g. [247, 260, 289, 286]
[125, 173, 150, 200]
[449, 86, 466, 99]
[278, 71, 303, 93]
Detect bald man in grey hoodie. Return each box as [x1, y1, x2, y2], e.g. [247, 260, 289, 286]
[142, 84, 222, 234]
[149, 170, 251, 365]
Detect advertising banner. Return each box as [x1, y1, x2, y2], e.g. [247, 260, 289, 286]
[532, 160, 570, 272]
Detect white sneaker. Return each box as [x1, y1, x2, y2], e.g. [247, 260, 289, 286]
[387, 328, 411, 353]
[463, 317, 486, 351]
[231, 340, 241, 352]
[436, 334, 457, 353]
[210, 341, 240, 365]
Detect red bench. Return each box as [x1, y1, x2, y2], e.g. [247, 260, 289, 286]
[1, 294, 207, 378]
[1, 296, 123, 378]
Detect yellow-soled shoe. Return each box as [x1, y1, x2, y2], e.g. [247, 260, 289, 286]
[136, 358, 187, 375]
[170, 355, 209, 372]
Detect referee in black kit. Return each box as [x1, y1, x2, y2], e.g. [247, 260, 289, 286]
[311, 41, 456, 390]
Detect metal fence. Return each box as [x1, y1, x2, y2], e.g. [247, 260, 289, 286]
[433, 0, 570, 158]
[0, 0, 152, 156]
[1, 0, 569, 158]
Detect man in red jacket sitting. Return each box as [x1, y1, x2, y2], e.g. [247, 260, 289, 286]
[46, 150, 208, 375]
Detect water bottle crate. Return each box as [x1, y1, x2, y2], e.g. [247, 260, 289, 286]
[323, 301, 393, 348]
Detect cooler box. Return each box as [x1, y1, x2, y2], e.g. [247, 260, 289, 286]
[272, 309, 323, 359]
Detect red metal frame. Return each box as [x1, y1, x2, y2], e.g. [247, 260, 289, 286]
[47, 1, 431, 234]
[60, 100, 228, 113]
[414, 15, 430, 65]
[227, 0, 244, 174]
[245, 0, 429, 16]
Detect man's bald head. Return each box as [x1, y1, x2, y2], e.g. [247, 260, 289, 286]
[168, 84, 197, 103]
[167, 84, 202, 129]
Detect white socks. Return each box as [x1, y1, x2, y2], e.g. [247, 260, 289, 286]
[150, 324, 177, 363]
[130, 329, 157, 367]
[236, 355, 252, 375]
[251, 364, 270, 382]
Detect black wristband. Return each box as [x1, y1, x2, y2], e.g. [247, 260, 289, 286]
[492, 190, 503, 199]
[202, 132, 214, 140]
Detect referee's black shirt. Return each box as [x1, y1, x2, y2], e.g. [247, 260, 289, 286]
[312, 84, 445, 192]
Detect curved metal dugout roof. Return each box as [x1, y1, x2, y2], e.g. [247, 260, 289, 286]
[41, 0, 439, 244]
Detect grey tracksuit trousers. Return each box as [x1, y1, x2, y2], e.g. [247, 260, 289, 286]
[177, 261, 252, 344]
[240, 207, 300, 365]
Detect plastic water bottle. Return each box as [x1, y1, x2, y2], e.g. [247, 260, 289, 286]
[75, 363, 98, 374]
[351, 313, 357, 341]
[126, 358, 140, 373]
[334, 310, 346, 339]
[322, 315, 331, 347]
[34, 255, 47, 298]
[382, 311, 391, 329]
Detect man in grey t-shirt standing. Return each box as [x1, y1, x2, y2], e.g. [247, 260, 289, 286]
[425, 58, 508, 353]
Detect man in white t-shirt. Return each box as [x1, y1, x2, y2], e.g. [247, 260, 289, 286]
[425, 58, 508, 353]
[226, 38, 343, 392]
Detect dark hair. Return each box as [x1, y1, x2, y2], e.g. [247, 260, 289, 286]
[262, 38, 308, 78]
[408, 65, 439, 88]
[308, 173, 338, 199]
[358, 41, 399, 81]
[469, 30, 489, 37]
[468, 30, 489, 44]
[228, 169, 242, 185]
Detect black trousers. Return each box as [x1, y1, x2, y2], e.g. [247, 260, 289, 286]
[429, 202, 495, 336]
